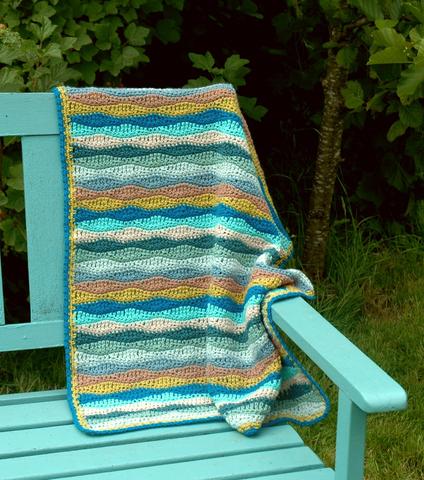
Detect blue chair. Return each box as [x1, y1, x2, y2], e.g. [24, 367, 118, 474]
[0, 93, 407, 480]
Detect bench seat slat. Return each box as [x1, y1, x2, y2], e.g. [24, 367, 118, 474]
[61, 448, 325, 480]
[67, 468, 335, 480]
[245, 471, 334, 480]
[0, 399, 71, 431]
[0, 425, 314, 480]
[0, 389, 67, 406]
[0, 421, 241, 458]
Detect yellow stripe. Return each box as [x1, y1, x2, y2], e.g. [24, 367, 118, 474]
[78, 195, 270, 220]
[67, 97, 239, 117]
[78, 361, 280, 394]
[74, 284, 246, 304]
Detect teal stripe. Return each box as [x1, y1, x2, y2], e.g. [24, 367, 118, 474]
[76, 215, 279, 243]
[75, 243, 258, 266]
[71, 120, 245, 139]
[74, 305, 247, 325]
[73, 152, 254, 174]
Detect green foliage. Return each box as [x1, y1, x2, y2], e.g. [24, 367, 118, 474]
[0, 0, 185, 253]
[0, 0, 423, 254]
[0, 0, 187, 90]
[186, 51, 268, 120]
[316, 0, 424, 233]
[0, 138, 26, 253]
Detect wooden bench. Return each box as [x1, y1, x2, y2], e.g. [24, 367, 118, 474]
[0, 93, 407, 480]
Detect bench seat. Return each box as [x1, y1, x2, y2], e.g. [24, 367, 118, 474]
[0, 389, 333, 480]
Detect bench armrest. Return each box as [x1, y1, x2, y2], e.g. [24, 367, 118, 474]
[271, 297, 407, 414]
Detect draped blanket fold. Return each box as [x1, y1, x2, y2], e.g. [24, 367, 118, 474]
[53, 83, 329, 436]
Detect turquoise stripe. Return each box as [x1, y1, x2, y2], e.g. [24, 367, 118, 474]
[76, 215, 279, 242]
[71, 120, 245, 139]
[74, 305, 247, 325]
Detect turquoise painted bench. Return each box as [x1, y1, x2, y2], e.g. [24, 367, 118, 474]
[0, 93, 407, 480]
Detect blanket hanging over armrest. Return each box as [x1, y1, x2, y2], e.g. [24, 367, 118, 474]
[53, 83, 329, 436]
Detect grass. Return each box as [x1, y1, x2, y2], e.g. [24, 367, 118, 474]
[0, 221, 423, 479]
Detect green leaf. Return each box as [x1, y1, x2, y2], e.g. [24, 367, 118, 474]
[387, 119, 407, 142]
[341, 80, 364, 110]
[399, 103, 423, 128]
[189, 51, 215, 72]
[44, 42, 62, 59]
[238, 96, 268, 121]
[319, 0, 340, 13]
[142, 0, 165, 13]
[375, 19, 397, 29]
[336, 46, 358, 68]
[366, 91, 386, 112]
[383, 155, 411, 192]
[368, 46, 410, 65]
[404, 2, 424, 23]
[5, 188, 24, 211]
[397, 61, 424, 100]
[121, 7, 138, 23]
[223, 54, 250, 87]
[0, 218, 17, 248]
[372, 27, 406, 48]
[124, 23, 150, 46]
[28, 17, 57, 42]
[165, 0, 185, 9]
[155, 18, 180, 44]
[85, 2, 105, 21]
[185, 76, 213, 87]
[0, 68, 24, 92]
[0, 191, 7, 206]
[349, 0, 383, 20]
[77, 62, 98, 83]
[385, 0, 401, 20]
[60, 37, 77, 50]
[73, 28, 92, 50]
[33, 1, 56, 21]
[121, 45, 141, 66]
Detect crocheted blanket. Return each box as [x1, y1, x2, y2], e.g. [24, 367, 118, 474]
[53, 84, 329, 436]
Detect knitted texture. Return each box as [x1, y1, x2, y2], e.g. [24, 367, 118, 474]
[53, 83, 329, 436]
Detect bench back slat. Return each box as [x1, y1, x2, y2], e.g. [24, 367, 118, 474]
[0, 255, 5, 326]
[21, 135, 64, 323]
[0, 93, 59, 136]
[0, 93, 64, 351]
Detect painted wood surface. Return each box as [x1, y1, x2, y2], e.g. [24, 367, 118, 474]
[0, 419, 323, 480]
[271, 297, 407, 413]
[0, 254, 4, 325]
[335, 391, 367, 480]
[0, 93, 58, 136]
[0, 92, 409, 480]
[0, 320, 63, 352]
[21, 135, 64, 323]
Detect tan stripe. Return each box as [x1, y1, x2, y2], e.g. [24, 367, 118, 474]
[73, 131, 248, 151]
[75, 276, 245, 294]
[69, 88, 234, 107]
[74, 225, 270, 250]
[75, 184, 266, 211]
[76, 352, 280, 387]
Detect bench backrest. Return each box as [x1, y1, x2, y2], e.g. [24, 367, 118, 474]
[0, 93, 64, 351]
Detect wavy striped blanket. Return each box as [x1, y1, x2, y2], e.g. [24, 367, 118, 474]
[53, 84, 329, 436]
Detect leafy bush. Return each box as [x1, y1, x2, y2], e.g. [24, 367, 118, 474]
[0, 0, 423, 257]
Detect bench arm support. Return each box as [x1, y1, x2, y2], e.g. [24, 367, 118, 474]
[271, 297, 407, 414]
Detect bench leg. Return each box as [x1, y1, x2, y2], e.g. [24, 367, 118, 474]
[335, 390, 367, 480]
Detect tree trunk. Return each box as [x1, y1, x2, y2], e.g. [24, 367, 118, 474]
[302, 26, 347, 280]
